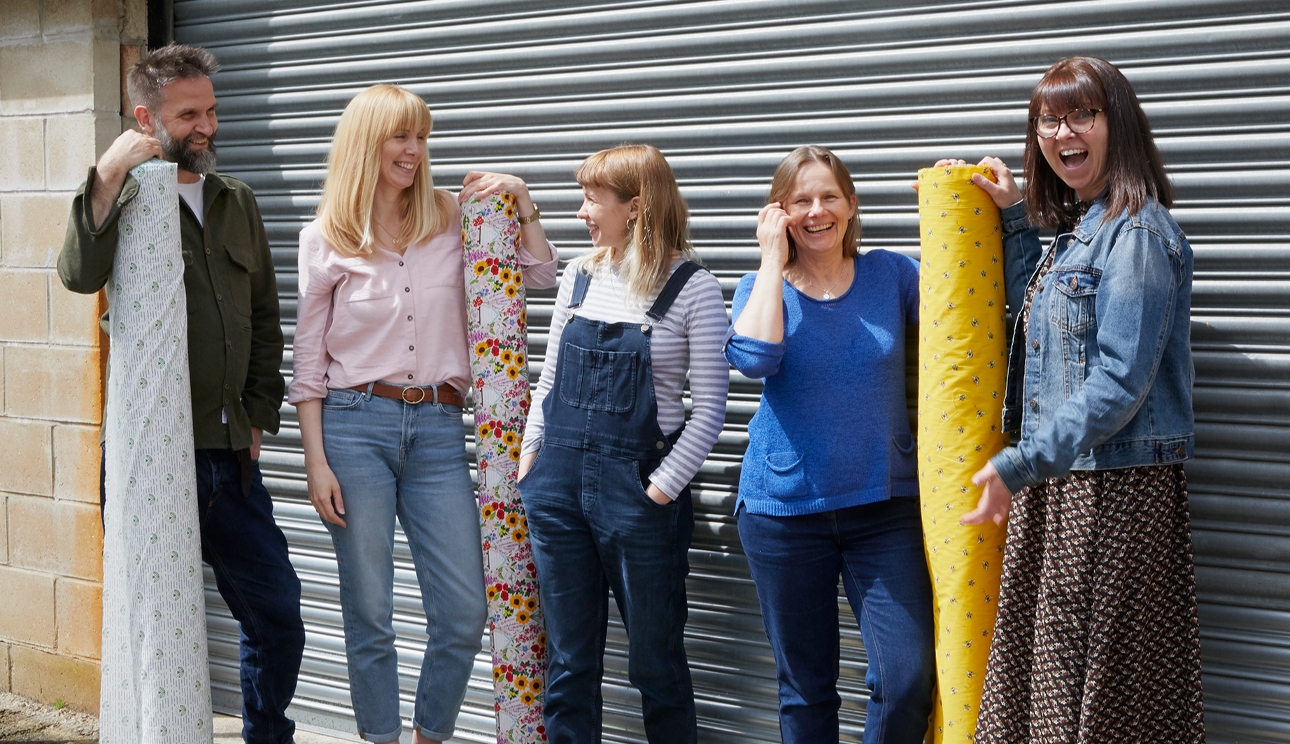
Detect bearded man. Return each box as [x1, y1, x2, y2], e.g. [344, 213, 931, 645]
[58, 43, 304, 744]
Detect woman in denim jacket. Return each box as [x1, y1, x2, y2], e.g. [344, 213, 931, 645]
[944, 57, 1203, 742]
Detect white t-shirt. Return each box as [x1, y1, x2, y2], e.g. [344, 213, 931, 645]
[176, 175, 205, 226]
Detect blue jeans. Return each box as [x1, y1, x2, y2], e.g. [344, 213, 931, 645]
[738, 497, 935, 744]
[100, 446, 306, 744]
[519, 443, 697, 744]
[320, 388, 487, 743]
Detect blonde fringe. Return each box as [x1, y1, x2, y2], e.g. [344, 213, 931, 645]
[316, 84, 450, 258]
[575, 144, 695, 304]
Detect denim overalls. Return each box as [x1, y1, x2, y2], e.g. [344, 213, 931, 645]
[519, 262, 703, 744]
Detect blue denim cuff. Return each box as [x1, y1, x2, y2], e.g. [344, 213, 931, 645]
[1000, 201, 1030, 236]
[990, 446, 1034, 495]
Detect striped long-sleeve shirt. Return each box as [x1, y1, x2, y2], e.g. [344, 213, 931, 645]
[521, 256, 730, 499]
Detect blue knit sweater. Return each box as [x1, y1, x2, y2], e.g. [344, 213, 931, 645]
[726, 251, 920, 516]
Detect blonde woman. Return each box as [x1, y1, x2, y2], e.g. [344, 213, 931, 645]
[515, 144, 730, 743]
[288, 84, 557, 744]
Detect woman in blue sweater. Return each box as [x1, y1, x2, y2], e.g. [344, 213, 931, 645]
[725, 146, 934, 743]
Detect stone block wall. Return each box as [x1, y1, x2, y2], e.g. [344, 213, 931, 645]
[0, 0, 145, 713]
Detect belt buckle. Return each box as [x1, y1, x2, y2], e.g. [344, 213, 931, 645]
[401, 385, 427, 404]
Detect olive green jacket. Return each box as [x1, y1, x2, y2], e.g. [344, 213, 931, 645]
[57, 166, 284, 451]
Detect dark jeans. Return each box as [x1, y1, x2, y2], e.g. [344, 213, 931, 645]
[102, 446, 305, 744]
[738, 497, 936, 744]
[519, 443, 698, 744]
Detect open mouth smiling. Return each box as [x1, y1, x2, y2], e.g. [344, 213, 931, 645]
[804, 222, 834, 234]
[1060, 148, 1089, 168]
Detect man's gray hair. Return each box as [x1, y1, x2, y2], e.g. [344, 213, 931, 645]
[126, 43, 220, 113]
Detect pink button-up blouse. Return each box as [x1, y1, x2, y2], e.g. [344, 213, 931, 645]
[288, 210, 558, 404]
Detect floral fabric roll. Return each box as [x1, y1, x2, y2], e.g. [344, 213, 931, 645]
[916, 164, 1009, 744]
[100, 160, 212, 744]
[463, 194, 547, 743]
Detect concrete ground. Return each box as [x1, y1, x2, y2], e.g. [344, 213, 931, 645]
[213, 713, 356, 743]
[0, 692, 96, 743]
[0, 693, 353, 743]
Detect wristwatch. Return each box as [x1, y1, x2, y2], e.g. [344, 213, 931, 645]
[518, 204, 541, 225]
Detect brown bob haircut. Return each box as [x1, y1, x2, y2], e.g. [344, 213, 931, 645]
[1023, 56, 1173, 228]
[767, 146, 860, 263]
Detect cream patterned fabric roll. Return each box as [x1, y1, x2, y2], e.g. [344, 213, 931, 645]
[916, 164, 1009, 744]
[100, 160, 212, 744]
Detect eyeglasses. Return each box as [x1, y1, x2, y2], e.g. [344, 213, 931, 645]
[1032, 109, 1103, 138]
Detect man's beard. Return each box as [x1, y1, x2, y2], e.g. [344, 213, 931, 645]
[156, 124, 217, 175]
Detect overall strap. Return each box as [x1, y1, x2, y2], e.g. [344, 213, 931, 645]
[645, 261, 705, 322]
[568, 267, 594, 310]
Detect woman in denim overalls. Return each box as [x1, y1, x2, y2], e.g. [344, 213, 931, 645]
[517, 144, 730, 743]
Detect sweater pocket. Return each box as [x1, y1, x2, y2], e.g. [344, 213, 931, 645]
[890, 432, 917, 480]
[761, 451, 810, 500]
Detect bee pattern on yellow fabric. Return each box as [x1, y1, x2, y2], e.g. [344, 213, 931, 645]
[916, 164, 1008, 744]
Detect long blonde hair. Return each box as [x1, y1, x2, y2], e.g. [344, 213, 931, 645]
[316, 84, 452, 257]
[575, 144, 695, 303]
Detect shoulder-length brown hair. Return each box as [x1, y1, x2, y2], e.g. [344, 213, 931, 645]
[767, 146, 860, 263]
[1024, 56, 1173, 228]
[575, 144, 695, 303]
[316, 84, 453, 258]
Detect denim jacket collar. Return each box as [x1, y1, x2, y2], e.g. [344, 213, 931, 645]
[1071, 198, 1108, 244]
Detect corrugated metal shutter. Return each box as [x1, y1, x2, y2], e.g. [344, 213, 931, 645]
[172, 1, 1290, 741]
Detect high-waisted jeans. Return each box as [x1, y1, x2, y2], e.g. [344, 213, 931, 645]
[320, 387, 487, 743]
[738, 497, 935, 744]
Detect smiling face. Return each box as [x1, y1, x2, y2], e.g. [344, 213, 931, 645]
[1037, 105, 1109, 202]
[375, 128, 427, 193]
[145, 75, 218, 177]
[577, 186, 639, 250]
[783, 161, 858, 259]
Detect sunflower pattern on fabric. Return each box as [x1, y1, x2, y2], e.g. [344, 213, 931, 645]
[916, 164, 1010, 744]
[463, 194, 548, 743]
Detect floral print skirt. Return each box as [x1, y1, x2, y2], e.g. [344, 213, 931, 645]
[975, 464, 1204, 744]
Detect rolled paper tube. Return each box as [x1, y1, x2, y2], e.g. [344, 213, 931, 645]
[916, 164, 1009, 744]
[100, 160, 213, 743]
[463, 194, 547, 743]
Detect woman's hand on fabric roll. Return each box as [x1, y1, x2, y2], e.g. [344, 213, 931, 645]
[461, 171, 553, 261]
[459, 171, 531, 210]
[961, 461, 1014, 526]
[970, 156, 1024, 209]
[910, 159, 968, 191]
[646, 483, 672, 506]
[517, 451, 537, 482]
[756, 202, 792, 270]
[306, 461, 347, 527]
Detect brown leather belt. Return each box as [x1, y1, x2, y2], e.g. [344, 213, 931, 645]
[353, 382, 464, 407]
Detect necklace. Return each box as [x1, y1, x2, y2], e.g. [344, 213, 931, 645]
[374, 219, 406, 251]
[791, 260, 849, 300]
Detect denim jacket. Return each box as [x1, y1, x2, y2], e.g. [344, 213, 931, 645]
[990, 198, 1194, 494]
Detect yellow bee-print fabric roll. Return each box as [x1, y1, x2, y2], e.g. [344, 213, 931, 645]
[916, 164, 1009, 744]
